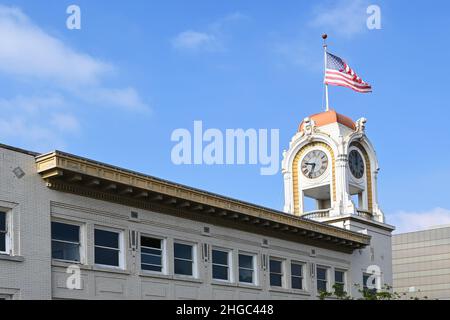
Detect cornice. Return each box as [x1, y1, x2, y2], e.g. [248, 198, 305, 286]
[35, 151, 371, 252]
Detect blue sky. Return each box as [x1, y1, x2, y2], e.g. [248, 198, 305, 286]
[1, 0, 449, 233]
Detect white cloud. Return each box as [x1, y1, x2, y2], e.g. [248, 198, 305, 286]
[172, 31, 219, 52]
[0, 5, 111, 86]
[50, 113, 80, 133]
[172, 12, 247, 52]
[388, 208, 450, 234]
[0, 5, 151, 150]
[309, 0, 369, 38]
[0, 4, 149, 111]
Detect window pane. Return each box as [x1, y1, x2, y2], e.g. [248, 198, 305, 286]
[141, 253, 161, 266]
[142, 264, 162, 272]
[142, 247, 161, 255]
[291, 263, 302, 277]
[0, 212, 5, 231]
[141, 237, 161, 249]
[317, 279, 327, 292]
[335, 271, 344, 283]
[212, 250, 228, 265]
[239, 268, 253, 283]
[292, 277, 303, 290]
[0, 233, 5, 252]
[52, 241, 80, 262]
[95, 247, 119, 266]
[51, 222, 79, 243]
[174, 259, 193, 276]
[270, 274, 282, 287]
[317, 267, 327, 280]
[174, 243, 192, 260]
[213, 265, 228, 280]
[239, 254, 253, 269]
[270, 260, 281, 274]
[95, 229, 119, 248]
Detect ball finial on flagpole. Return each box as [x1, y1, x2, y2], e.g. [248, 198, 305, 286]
[322, 34, 328, 47]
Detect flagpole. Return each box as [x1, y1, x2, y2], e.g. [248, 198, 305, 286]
[322, 34, 329, 112]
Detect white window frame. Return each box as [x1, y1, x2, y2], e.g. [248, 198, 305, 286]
[51, 219, 85, 264]
[212, 247, 232, 282]
[269, 257, 285, 288]
[173, 240, 197, 278]
[316, 265, 329, 293]
[291, 261, 306, 291]
[238, 252, 257, 285]
[94, 226, 125, 269]
[140, 234, 167, 275]
[334, 269, 347, 294]
[0, 210, 11, 255]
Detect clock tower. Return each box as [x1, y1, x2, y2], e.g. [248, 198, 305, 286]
[282, 109, 394, 294]
[282, 109, 384, 222]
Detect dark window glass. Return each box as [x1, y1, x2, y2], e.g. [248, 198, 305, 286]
[174, 243, 193, 276]
[291, 263, 303, 277]
[317, 267, 327, 280]
[270, 273, 282, 287]
[142, 264, 162, 272]
[52, 241, 80, 262]
[141, 237, 161, 249]
[95, 247, 119, 266]
[51, 222, 79, 242]
[239, 269, 253, 283]
[51, 222, 80, 262]
[335, 270, 345, 294]
[212, 250, 228, 266]
[212, 249, 229, 281]
[175, 259, 193, 276]
[292, 277, 303, 290]
[141, 253, 161, 266]
[317, 267, 328, 292]
[335, 270, 344, 283]
[239, 254, 254, 284]
[0, 212, 6, 231]
[141, 236, 163, 273]
[95, 229, 119, 248]
[174, 243, 192, 260]
[291, 263, 303, 290]
[213, 265, 228, 280]
[270, 259, 283, 287]
[94, 229, 120, 267]
[270, 259, 282, 273]
[0, 234, 5, 252]
[238, 254, 253, 269]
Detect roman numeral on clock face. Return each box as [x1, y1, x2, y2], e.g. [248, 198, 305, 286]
[301, 149, 328, 179]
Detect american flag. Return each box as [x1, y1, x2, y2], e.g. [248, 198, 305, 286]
[325, 52, 372, 93]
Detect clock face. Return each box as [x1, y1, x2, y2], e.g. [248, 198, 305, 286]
[301, 150, 328, 179]
[348, 149, 364, 179]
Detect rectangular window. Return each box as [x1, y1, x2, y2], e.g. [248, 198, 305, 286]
[0, 212, 7, 253]
[141, 236, 164, 273]
[269, 258, 284, 287]
[334, 270, 346, 294]
[95, 228, 123, 268]
[51, 221, 81, 262]
[212, 249, 231, 281]
[317, 266, 328, 293]
[174, 242, 195, 276]
[239, 253, 256, 284]
[291, 262, 304, 290]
